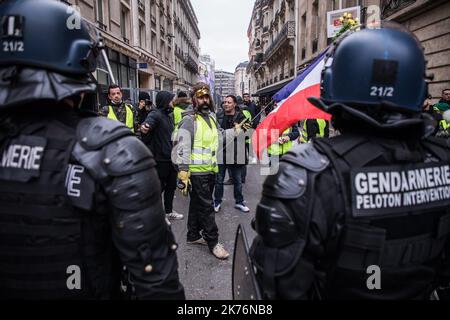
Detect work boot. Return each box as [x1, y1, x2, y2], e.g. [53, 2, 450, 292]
[187, 237, 208, 246]
[166, 211, 184, 220]
[211, 243, 229, 260]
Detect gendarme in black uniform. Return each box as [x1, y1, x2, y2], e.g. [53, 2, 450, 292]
[0, 0, 184, 299]
[249, 24, 450, 300]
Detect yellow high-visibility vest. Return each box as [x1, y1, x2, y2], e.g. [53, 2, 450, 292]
[189, 115, 219, 174]
[300, 119, 327, 143]
[107, 105, 134, 132]
[268, 128, 293, 156]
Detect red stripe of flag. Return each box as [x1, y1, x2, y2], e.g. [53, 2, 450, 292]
[252, 51, 331, 159]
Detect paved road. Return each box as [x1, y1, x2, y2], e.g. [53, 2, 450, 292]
[170, 164, 265, 300]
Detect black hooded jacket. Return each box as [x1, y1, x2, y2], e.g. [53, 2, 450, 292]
[142, 91, 175, 162]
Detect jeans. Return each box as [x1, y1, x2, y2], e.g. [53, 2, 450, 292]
[214, 164, 244, 205]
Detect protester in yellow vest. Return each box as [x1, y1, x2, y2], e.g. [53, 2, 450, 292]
[299, 119, 329, 143]
[267, 125, 299, 172]
[100, 84, 135, 132]
[173, 91, 192, 135]
[173, 83, 249, 260]
[436, 110, 450, 139]
[267, 125, 300, 156]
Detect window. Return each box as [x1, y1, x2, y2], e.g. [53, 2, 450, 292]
[139, 22, 146, 48]
[120, 7, 129, 41]
[97, 69, 109, 85]
[333, 0, 341, 10]
[96, 0, 103, 23]
[120, 65, 128, 88]
[344, 0, 358, 8]
[151, 31, 156, 54]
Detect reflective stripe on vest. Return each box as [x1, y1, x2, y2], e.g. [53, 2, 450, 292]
[440, 120, 450, 130]
[174, 106, 184, 128]
[189, 115, 219, 173]
[268, 128, 293, 156]
[173, 106, 184, 136]
[107, 105, 134, 132]
[243, 110, 252, 121]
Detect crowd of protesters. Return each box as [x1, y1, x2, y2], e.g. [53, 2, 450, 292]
[100, 83, 450, 261]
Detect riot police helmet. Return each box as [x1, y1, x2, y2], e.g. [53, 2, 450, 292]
[0, 0, 112, 109]
[309, 22, 427, 117]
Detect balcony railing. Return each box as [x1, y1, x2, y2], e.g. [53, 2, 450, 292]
[381, 0, 416, 18]
[255, 53, 264, 63]
[138, 0, 145, 12]
[96, 20, 107, 31]
[184, 53, 199, 74]
[264, 21, 295, 60]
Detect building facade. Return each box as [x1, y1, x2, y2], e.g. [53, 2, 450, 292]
[247, 0, 297, 100]
[235, 61, 250, 97]
[174, 0, 201, 93]
[378, 0, 450, 102]
[63, 0, 200, 94]
[247, 0, 380, 102]
[215, 70, 235, 101]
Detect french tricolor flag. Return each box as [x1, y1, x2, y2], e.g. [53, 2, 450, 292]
[252, 49, 332, 159]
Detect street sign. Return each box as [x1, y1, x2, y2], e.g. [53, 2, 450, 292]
[137, 63, 148, 69]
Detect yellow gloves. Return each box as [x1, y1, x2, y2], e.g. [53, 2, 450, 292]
[177, 170, 191, 196]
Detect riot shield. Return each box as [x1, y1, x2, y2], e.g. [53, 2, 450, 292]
[232, 224, 262, 300]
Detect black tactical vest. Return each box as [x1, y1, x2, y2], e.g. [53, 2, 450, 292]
[0, 114, 118, 299]
[314, 134, 450, 299]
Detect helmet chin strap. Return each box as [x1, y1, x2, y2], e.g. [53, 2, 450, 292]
[308, 96, 432, 137]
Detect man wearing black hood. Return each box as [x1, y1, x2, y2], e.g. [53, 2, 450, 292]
[141, 91, 184, 221]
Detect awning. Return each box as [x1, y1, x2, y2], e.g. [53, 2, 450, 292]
[254, 78, 293, 97]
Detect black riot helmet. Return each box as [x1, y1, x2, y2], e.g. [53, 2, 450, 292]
[309, 23, 428, 117]
[0, 0, 98, 74]
[0, 0, 114, 109]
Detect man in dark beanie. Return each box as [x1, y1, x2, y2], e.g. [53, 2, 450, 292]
[136, 91, 153, 125]
[141, 91, 184, 220]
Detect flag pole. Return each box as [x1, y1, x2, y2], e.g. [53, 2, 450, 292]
[251, 100, 275, 126]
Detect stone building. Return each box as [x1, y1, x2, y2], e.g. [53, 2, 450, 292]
[235, 61, 250, 97]
[215, 70, 235, 101]
[247, 0, 383, 102]
[378, 0, 450, 102]
[173, 0, 201, 93]
[62, 0, 200, 93]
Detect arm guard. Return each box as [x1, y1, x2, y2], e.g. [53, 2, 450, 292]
[250, 143, 329, 299]
[73, 117, 185, 300]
